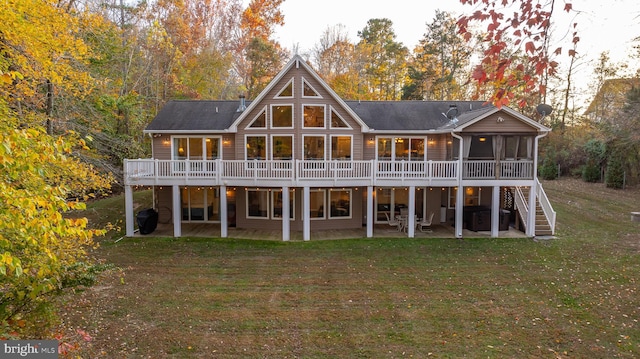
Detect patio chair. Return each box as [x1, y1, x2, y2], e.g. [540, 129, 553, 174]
[418, 212, 435, 232]
[384, 212, 402, 231]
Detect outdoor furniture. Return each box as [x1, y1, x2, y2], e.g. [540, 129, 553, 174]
[418, 212, 435, 232]
[384, 212, 402, 231]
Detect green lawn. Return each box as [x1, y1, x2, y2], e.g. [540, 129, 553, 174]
[59, 179, 640, 358]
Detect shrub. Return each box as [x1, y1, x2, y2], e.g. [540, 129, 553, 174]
[605, 152, 625, 189]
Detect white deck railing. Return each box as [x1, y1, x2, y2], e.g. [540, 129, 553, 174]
[124, 159, 534, 185]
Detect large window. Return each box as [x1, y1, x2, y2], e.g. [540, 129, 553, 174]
[247, 189, 269, 218]
[331, 135, 351, 160]
[173, 137, 221, 160]
[303, 105, 325, 128]
[303, 136, 325, 160]
[377, 137, 425, 161]
[272, 105, 293, 128]
[329, 189, 351, 218]
[246, 136, 266, 160]
[272, 135, 293, 160]
[181, 187, 219, 222]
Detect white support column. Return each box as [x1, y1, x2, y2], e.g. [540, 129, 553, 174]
[303, 186, 310, 241]
[527, 183, 537, 237]
[407, 186, 416, 238]
[455, 186, 464, 238]
[491, 186, 500, 238]
[282, 186, 290, 241]
[124, 185, 135, 237]
[367, 186, 374, 238]
[220, 185, 228, 238]
[172, 185, 182, 237]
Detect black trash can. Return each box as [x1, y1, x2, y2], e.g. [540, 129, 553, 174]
[137, 208, 158, 235]
[499, 209, 510, 230]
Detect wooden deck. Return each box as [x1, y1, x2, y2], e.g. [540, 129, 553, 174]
[132, 222, 528, 241]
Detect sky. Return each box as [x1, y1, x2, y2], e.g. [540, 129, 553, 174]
[272, 0, 640, 107]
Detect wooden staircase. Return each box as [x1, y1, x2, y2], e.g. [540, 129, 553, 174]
[514, 182, 556, 237]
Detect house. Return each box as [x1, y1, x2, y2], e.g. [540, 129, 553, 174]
[123, 55, 556, 240]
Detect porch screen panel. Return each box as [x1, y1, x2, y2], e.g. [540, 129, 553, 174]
[378, 138, 392, 159]
[272, 189, 295, 219]
[395, 138, 409, 160]
[174, 138, 188, 160]
[410, 138, 425, 160]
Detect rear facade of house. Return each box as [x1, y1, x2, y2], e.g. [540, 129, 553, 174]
[123, 55, 556, 240]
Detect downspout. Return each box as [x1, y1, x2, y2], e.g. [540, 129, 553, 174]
[451, 132, 464, 238]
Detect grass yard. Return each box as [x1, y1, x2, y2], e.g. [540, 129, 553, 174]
[58, 179, 640, 358]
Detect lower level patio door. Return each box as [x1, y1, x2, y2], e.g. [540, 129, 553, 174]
[181, 187, 220, 222]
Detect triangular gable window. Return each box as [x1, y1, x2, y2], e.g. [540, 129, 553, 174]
[275, 78, 294, 98]
[302, 78, 321, 98]
[330, 107, 351, 129]
[247, 107, 267, 128]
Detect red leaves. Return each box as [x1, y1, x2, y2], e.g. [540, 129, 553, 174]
[525, 41, 536, 54]
[458, 0, 576, 108]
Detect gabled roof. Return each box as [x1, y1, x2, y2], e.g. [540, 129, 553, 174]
[228, 55, 370, 132]
[448, 106, 551, 133]
[345, 100, 488, 132]
[144, 100, 249, 134]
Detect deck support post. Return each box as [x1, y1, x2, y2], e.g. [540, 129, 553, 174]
[282, 186, 290, 241]
[491, 186, 500, 238]
[455, 185, 464, 238]
[367, 186, 374, 238]
[220, 185, 228, 238]
[124, 185, 135, 237]
[172, 185, 182, 237]
[407, 186, 416, 238]
[303, 186, 310, 241]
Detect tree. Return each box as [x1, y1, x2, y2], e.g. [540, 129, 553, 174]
[458, 0, 578, 108]
[404, 10, 472, 101]
[236, 0, 286, 97]
[0, 100, 112, 337]
[357, 19, 408, 100]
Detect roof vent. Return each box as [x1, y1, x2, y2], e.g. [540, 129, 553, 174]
[236, 94, 246, 112]
[445, 104, 458, 119]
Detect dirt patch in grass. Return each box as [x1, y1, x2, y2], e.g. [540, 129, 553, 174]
[55, 179, 640, 358]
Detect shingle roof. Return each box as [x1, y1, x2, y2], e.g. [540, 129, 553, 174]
[145, 99, 492, 133]
[344, 100, 489, 131]
[144, 100, 251, 132]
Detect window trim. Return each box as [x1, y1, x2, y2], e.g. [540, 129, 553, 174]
[328, 188, 352, 219]
[246, 189, 270, 219]
[275, 78, 294, 98]
[246, 106, 268, 129]
[245, 134, 267, 160]
[329, 106, 352, 129]
[270, 104, 294, 129]
[302, 135, 326, 160]
[330, 134, 353, 160]
[302, 104, 326, 129]
[270, 134, 294, 160]
[301, 77, 322, 98]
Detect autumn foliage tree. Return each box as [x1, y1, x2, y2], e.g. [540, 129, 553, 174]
[1, 0, 113, 337]
[457, 0, 578, 108]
